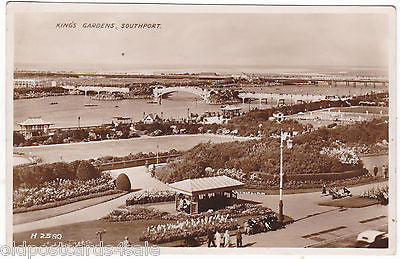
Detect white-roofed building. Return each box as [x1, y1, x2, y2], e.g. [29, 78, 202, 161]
[17, 117, 53, 139]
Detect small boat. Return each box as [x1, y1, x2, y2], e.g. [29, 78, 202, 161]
[50, 102, 58, 105]
[84, 103, 98, 107]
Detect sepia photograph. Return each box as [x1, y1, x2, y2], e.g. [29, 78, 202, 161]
[5, 1, 397, 256]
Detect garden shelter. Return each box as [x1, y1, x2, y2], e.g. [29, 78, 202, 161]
[18, 117, 53, 139]
[220, 105, 242, 118]
[168, 175, 245, 214]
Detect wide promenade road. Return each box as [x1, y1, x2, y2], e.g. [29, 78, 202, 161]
[233, 181, 389, 248]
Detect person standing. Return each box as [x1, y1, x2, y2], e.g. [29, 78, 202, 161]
[215, 231, 222, 248]
[223, 230, 230, 247]
[236, 226, 242, 248]
[382, 164, 388, 178]
[207, 229, 215, 247]
[121, 236, 131, 246]
[321, 184, 327, 195]
[373, 164, 379, 177]
[244, 221, 250, 235]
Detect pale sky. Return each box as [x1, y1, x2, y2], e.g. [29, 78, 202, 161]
[13, 11, 391, 72]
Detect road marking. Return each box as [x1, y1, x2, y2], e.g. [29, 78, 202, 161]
[301, 226, 347, 239]
[359, 215, 386, 223]
[305, 223, 388, 248]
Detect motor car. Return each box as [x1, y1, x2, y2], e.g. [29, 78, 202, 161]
[355, 230, 388, 248]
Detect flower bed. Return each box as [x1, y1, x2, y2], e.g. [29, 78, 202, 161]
[13, 174, 116, 209]
[125, 191, 176, 206]
[361, 184, 388, 205]
[139, 214, 238, 244]
[102, 207, 173, 222]
[320, 141, 360, 165]
[103, 202, 277, 224]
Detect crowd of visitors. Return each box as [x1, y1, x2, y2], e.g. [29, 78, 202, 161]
[207, 226, 242, 248]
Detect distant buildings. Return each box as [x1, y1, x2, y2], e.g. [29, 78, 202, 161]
[14, 79, 38, 88]
[220, 105, 242, 118]
[14, 79, 57, 88]
[112, 116, 132, 126]
[143, 113, 156, 124]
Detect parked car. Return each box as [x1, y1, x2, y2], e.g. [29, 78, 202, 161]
[355, 230, 388, 248]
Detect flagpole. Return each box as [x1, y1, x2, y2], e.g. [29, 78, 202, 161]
[279, 129, 284, 224]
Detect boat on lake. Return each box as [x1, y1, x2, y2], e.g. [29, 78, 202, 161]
[84, 103, 98, 107]
[91, 94, 123, 101]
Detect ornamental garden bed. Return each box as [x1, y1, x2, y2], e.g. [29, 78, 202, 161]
[125, 190, 176, 206]
[13, 174, 119, 212]
[360, 183, 389, 205]
[13, 189, 125, 215]
[101, 203, 285, 245]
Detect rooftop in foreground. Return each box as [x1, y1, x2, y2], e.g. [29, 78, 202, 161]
[168, 175, 244, 196]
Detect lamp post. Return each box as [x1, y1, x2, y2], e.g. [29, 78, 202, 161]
[96, 229, 106, 244]
[279, 130, 284, 224]
[279, 129, 292, 225]
[156, 144, 159, 165]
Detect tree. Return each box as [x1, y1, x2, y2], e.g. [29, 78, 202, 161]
[14, 132, 26, 146]
[115, 173, 131, 191]
[76, 161, 100, 180]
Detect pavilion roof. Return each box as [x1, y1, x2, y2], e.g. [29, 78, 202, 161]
[18, 117, 53, 126]
[168, 175, 244, 196]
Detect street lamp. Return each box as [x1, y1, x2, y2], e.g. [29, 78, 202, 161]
[96, 229, 106, 244]
[156, 144, 159, 165]
[279, 129, 292, 225]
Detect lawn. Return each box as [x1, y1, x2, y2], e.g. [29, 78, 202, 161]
[317, 196, 379, 208]
[329, 106, 388, 115]
[13, 219, 172, 247]
[14, 134, 249, 163]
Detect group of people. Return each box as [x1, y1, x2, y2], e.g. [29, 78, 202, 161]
[322, 184, 352, 199]
[243, 217, 276, 235]
[177, 198, 191, 213]
[207, 226, 243, 248]
[373, 164, 388, 178]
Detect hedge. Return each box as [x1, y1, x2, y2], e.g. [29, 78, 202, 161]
[96, 154, 180, 171]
